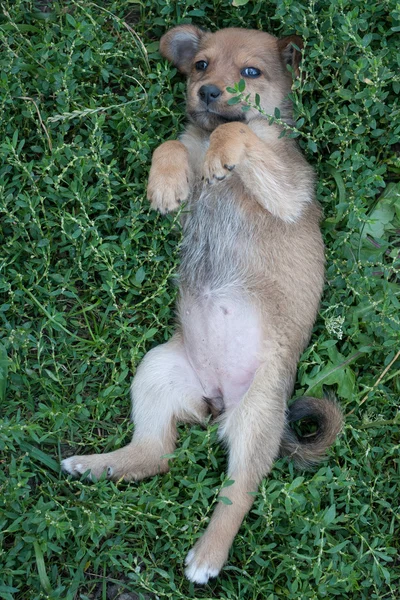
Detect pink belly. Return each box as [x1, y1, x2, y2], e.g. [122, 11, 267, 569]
[181, 295, 262, 410]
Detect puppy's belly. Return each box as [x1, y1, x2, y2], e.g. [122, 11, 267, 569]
[181, 294, 262, 410]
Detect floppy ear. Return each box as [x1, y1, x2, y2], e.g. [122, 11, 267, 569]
[160, 25, 206, 74]
[278, 35, 303, 77]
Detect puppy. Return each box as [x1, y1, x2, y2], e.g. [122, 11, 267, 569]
[62, 26, 343, 584]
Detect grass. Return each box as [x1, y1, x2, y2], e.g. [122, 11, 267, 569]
[0, 0, 399, 598]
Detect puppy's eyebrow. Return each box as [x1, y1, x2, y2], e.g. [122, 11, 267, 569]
[195, 47, 216, 59]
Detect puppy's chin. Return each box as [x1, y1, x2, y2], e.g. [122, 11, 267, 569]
[188, 108, 246, 132]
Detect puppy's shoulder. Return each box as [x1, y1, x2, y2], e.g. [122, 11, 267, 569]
[248, 118, 287, 145]
[249, 118, 313, 176]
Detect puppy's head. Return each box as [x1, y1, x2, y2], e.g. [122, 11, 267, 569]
[160, 26, 302, 132]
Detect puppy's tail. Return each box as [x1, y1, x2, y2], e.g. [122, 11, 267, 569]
[279, 395, 343, 468]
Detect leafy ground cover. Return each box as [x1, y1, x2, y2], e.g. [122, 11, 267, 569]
[0, 0, 399, 598]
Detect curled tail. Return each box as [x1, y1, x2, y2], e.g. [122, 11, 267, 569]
[279, 396, 343, 468]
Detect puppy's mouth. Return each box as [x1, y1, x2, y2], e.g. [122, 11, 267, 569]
[188, 108, 246, 131]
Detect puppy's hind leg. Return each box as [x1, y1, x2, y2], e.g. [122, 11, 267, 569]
[62, 334, 207, 481]
[185, 365, 287, 584]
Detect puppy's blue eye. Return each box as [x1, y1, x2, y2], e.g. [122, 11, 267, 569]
[241, 67, 261, 78]
[195, 60, 208, 71]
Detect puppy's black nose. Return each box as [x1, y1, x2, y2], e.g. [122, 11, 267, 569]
[198, 85, 222, 105]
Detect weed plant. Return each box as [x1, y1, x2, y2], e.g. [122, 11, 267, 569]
[0, 0, 399, 598]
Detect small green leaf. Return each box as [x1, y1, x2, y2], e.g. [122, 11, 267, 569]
[66, 13, 76, 27]
[326, 540, 349, 553]
[322, 504, 336, 526]
[30, 10, 57, 22]
[337, 88, 352, 100]
[361, 33, 373, 47]
[238, 78, 246, 93]
[135, 267, 146, 284]
[288, 476, 304, 491]
[221, 479, 235, 488]
[308, 139, 318, 153]
[187, 9, 206, 16]
[218, 496, 233, 505]
[144, 327, 158, 339]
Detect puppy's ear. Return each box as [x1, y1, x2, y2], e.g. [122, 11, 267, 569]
[278, 35, 303, 77]
[160, 25, 206, 74]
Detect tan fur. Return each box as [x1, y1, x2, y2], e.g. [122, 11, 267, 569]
[147, 140, 192, 213]
[62, 26, 343, 584]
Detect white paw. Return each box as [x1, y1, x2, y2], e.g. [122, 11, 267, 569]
[61, 456, 92, 478]
[184, 549, 220, 584]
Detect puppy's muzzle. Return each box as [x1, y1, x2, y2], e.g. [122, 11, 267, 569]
[198, 84, 222, 106]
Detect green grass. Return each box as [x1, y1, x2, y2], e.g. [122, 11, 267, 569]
[0, 0, 399, 598]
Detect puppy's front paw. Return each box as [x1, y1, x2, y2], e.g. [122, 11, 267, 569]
[147, 166, 190, 214]
[184, 535, 228, 584]
[203, 151, 237, 185]
[147, 140, 191, 214]
[203, 122, 251, 184]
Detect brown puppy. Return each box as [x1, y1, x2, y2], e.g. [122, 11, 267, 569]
[62, 26, 343, 584]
